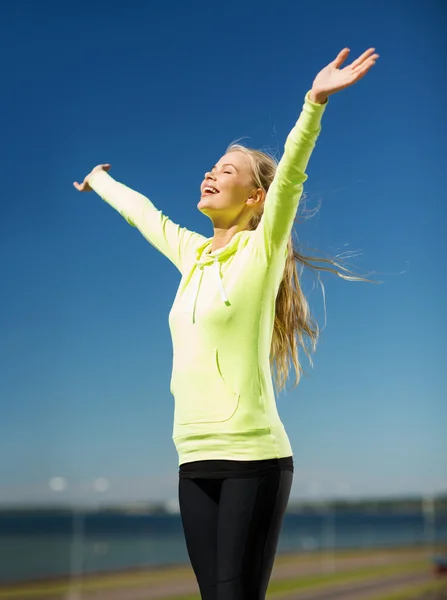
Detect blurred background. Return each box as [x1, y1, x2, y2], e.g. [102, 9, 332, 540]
[0, 0, 446, 598]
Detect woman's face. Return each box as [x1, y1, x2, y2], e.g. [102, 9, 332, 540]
[198, 151, 261, 223]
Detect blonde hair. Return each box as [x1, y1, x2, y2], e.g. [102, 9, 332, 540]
[227, 142, 372, 393]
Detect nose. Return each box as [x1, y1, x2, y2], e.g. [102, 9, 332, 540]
[204, 171, 216, 181]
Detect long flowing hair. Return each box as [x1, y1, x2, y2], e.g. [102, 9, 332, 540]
[227, 143, 374, 393]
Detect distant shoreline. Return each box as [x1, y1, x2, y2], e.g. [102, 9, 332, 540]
[1, 494, 446, 515]
[0, 544, 441, 590]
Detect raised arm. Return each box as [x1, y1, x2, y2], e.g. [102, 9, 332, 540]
[255, 92, 327, 257]
[74, 166, 205, 274]
[255, 47, 379, 259]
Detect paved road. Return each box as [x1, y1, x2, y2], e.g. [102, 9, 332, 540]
[55, 551, 428, 600]
[272, 550, 427, 579]
[281, 573, 432, 600]
[61, 571, 435, 600]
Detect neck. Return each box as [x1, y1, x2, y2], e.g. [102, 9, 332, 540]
[211, 226, 242, 252]
[210, 206, 258, 252]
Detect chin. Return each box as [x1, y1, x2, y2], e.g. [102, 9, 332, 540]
[197, 198, 214, 214]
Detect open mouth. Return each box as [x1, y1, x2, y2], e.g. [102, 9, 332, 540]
[202, 186, 220, 196]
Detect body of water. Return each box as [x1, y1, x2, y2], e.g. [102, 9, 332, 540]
[1, 510, 446, 583]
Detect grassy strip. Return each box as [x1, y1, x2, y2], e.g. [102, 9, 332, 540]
[0, 568, 194, 599]
[0, 546, 432, 598]
[273, 547, 430, 568]
[373, 579, 447, 600]
[149, 595, 200, 600]
[0, 556, 429, 599]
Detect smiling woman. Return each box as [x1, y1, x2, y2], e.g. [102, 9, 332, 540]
[198, 154, 260, 230]
[74, 47, 379, 600]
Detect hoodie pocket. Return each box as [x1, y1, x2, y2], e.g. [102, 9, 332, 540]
[171, 348, 240, 425]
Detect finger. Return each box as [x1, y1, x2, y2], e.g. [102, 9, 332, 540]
[350, 59, 377, 83]
[353, 53, 379, 67]
[350, 47, 376, 70]
[332, 48, 350, 68]
[352, 54, 379, 75]
[356, 56, 378, 75]
[351, 68, 370, 85]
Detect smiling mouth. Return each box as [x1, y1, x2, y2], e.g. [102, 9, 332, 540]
[202, 186, 220, 196]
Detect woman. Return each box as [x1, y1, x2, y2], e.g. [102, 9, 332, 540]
[74, 47, 378, 600]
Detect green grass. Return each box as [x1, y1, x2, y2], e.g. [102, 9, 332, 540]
[0, 567, 194, 599]
[373, 579, 447, 600]
[151, 595, 200, 600]
[0, 555, 431, 600]
[273, 546, 430, 567]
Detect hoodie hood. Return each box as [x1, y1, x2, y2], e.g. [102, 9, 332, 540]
[194, 230, 247, 266]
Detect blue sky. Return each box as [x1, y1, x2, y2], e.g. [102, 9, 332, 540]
[0, 0, 445, 506]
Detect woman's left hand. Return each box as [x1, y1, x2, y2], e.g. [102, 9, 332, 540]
[310, 47, 379, 104]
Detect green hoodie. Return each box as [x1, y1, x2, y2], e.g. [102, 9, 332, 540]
[90, 91, 327, 465]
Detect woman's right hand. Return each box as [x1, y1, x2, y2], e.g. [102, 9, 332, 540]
[73, 164, 111, 192]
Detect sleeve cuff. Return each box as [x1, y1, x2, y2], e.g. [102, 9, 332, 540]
[291, 90, 327, 135]
[89, 170, 112, 195]
[305, 90, 329, 109]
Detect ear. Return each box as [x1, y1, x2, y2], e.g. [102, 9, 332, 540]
[247, 188, 265, 206]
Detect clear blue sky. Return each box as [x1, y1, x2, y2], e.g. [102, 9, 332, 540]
[0, 0, 445, 506]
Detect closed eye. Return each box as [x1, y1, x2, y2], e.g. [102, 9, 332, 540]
[211, 163, 239, 174]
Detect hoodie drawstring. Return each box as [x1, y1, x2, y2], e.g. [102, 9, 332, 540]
[186, 257, 229, 323]
[213, 257, 229, 304]
[188, 266, 204, 324]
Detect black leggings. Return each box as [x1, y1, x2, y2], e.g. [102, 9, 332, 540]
[178, 468, 293, 600]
